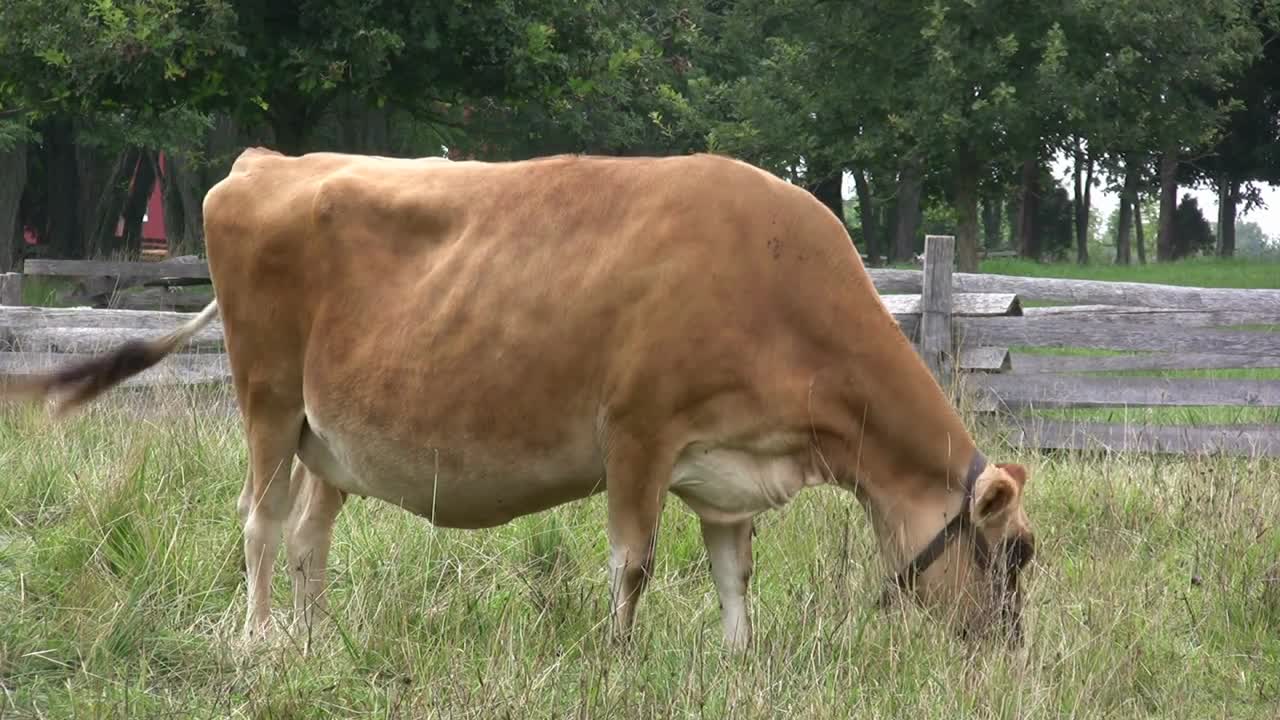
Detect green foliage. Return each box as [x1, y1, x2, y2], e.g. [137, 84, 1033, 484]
[0, 0, 239, 118]
[0, 1, 660, 155]
[1172, 194, 1216, 258]
[1048, 0, 1258, 156]
[1037, 184, 1077, 260]
[0, 119, 33, 153]
[1236, 220, 1280, 257]
[454, 3, 708, 158]
[77, 107, 216, 156]
[2, 0, 1278, 265]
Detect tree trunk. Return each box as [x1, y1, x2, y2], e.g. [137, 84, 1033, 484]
[161, 114, 241, 257]
[269, 93, 324, 155]
[206, 113, 244, 181]
[267, 101, 303, 155]
[809, 170, 846, 231]
[894, 159, 922, 261]
[87, 148, 139, 258]
[1006, 197, 1020, 252]
[366, 106, 391, 155]
[1156, 149, 1178, 262]
[880, 200, 897, 261]
[1017, 156, 1040, 260]
[119, 150, 157, 257]
[1135, 196, 1147, 264]
[853, 168, 878, 264]
[1217, 176, 1237, 258]
[874, 170, 897, 261]
[175, 157, 206, 254]
[161, 155, 185, 252]
[1071, 139, 1089, 264]
[270, 115, 308, 156]
[1081, 153, 1093, 262]
[1115, 198, 1133, 266]
[76, 140, 113, 257]
[1115, 155, 1139, 265]
[0, 141, 26, 271]
[981, 196, 1002, 250]
[41, 116, 82, 258]
[954, 145, 981, 272]
[338, 94, 392, 155]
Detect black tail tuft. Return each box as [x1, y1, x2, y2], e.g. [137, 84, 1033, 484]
[0, 337, 174, 416]
[48, 338, 172, 412]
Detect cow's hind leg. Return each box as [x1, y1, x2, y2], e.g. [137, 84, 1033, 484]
[240, 395, 304, 640]
[604, 436, 670, 644]
[284, 462, 346, 637]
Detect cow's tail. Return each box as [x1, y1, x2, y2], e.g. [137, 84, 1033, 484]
[0, 298, 221, 417]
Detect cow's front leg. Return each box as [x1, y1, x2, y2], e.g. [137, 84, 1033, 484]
[700, 517, 754, 652]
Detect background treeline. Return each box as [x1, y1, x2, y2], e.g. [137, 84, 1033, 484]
[1, 0, 1278, 271]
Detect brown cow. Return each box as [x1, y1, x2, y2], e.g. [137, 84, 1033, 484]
[4, 149, 1035, 650]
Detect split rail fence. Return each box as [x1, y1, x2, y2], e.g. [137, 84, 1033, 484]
[0, 239, 1278, 457]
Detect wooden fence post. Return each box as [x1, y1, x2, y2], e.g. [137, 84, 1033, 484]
[919, 235, 955, 381]
[0, 272, 23, 306]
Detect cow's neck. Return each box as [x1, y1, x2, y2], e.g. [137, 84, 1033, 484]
[828, 346, 982, 574]
[856, 439, 981, 575]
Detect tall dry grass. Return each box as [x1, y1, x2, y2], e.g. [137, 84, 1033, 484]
[0, 385, 1277, 718]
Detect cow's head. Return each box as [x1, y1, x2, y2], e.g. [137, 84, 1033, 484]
[877, 459, 1036, 645]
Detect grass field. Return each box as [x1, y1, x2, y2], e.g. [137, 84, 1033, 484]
[976, 256, 1280, 289]
[1, 388, 1279, 719]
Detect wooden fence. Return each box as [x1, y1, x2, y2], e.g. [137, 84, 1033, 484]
[881, 235, 1280, 458]
[0, 239, 1278, 457]
[0, 257, 213, 312]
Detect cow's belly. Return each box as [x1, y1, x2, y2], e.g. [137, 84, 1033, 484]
[297, 413, 606, 529]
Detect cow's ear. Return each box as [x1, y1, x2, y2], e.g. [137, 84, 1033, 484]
[972, 468, 1019, 528]
[996, 462, 1028, 489]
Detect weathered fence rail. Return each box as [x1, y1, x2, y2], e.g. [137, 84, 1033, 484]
[22, 258, 212, 282]
[1005, 418, 1280, 457]
[3, 257, 213, 312]
[1009, 352, 1280, 374]
[869, 266, 1280, 312]
[865, 236, 1280, 458]
[1, 241, 1277, 457]
[970, 375, 1280, 410]
[953, 316, 1280, 356]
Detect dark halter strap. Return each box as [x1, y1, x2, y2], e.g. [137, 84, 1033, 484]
[878, 450, 989, 608]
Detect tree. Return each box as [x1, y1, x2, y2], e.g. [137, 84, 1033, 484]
[5, 0, 1278, 270]
[1171, 194, 1216, 258]
[861, 1, 1064, 272]
[1043, 0, 1261, 263]
[690, 1, 1073, 270]
[0, 128, 28, 270]
[1234, 220, 1276, 255]
[2, 1, 656, 257]
[1195, 2, 1280, 257]
[1126, 1, 1260, 261]
[459, 3, 711, 159]
[1070, 136, 1095, 263]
